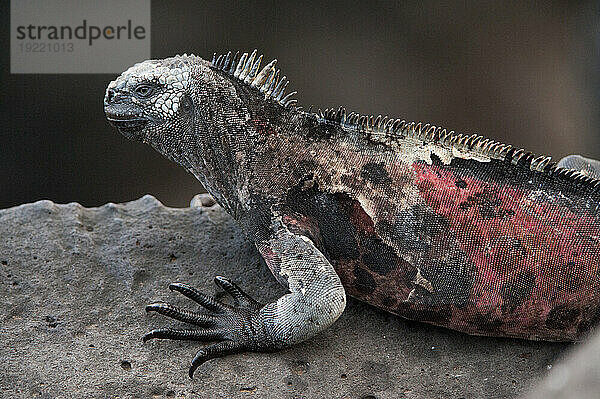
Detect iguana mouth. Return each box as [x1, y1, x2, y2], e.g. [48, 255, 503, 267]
[105, 112, 148, 140]
[106, 116, 148, 129]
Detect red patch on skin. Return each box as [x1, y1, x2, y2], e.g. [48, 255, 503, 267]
[251, 118, 276, 135]
[257, 243, 291, 289]
[412, 162, 600, 339]
[258, 245, 277, 268]
[342, 198, 375, 234]
[281, 214, 326, 256]
[282, 214, 315, 232]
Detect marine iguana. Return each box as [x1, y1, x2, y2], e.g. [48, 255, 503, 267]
[104, 50, 600, 378]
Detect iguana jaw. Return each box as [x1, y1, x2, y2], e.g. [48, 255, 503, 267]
[104, 105, 149, 141]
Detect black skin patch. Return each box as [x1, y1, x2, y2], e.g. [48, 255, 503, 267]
[360, 162, 390, 185]
[378, 205, 475, 307]
[283, 183, 359, 260]
[468, 313, 504, 333]
[577, 307, 600, 335]
[299, 114, 339, 141]
[243, 194, 278, 242]
[334, 195, 405, 276]
[546, 304, 581, 330]
[419, 249, 474, 308]
[382, 295, 397, 308]
[455, 178, 467, 189]
[500, 271, 536, 313]
[358, 235, 399, 276]
[353, 266, 376, 295]
[380, 206, 451, 254]
[283, 182, 406, 281]
[397, 303, 452, 324]
[458, 188, 515, 219]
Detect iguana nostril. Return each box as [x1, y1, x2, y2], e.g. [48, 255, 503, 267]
[105, 88, 115, 103]
[105, 88, 130, 105]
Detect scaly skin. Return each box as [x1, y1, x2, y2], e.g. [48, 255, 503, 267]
[104, 50, 600, 377]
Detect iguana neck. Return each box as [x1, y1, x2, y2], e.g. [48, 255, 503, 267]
[181, 65, 303, 219]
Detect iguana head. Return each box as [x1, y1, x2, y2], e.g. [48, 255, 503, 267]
[103, 55, 204, 164]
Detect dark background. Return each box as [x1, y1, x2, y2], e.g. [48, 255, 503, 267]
[2, 1, 599, 209]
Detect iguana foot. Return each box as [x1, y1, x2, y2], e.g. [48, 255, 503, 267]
[143, 277, 270, 378]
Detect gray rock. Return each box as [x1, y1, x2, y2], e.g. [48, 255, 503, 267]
[0, 196, 574, 398]
[525, 329, 600, 399]
[190, 193, 217, 208]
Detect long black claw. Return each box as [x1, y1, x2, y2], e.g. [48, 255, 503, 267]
[169, 282, 228, 313]
[214, 276, 262, 308]
[145, 279, 266, 376]
[142, 327, 228, 343]
[145, 302, 218, 326]
[189, 340, 244, 378]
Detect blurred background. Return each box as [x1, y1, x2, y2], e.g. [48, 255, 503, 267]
[1, 1, 599, 209]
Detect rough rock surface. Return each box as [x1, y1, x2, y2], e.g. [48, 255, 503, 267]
[0, 195, 584, 398]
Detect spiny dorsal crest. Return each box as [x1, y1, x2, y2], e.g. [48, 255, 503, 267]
[315, 106, 600, 193]
[211, 49, 599, 193]
[210, 49, 297, 108]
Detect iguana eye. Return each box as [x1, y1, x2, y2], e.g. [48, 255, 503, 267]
[134, 84, 154, 98]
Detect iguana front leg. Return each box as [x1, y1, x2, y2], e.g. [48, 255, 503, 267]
[143, 226, 346, 378]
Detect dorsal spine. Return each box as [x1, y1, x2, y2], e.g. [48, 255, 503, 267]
[211, 50, 297, 108]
